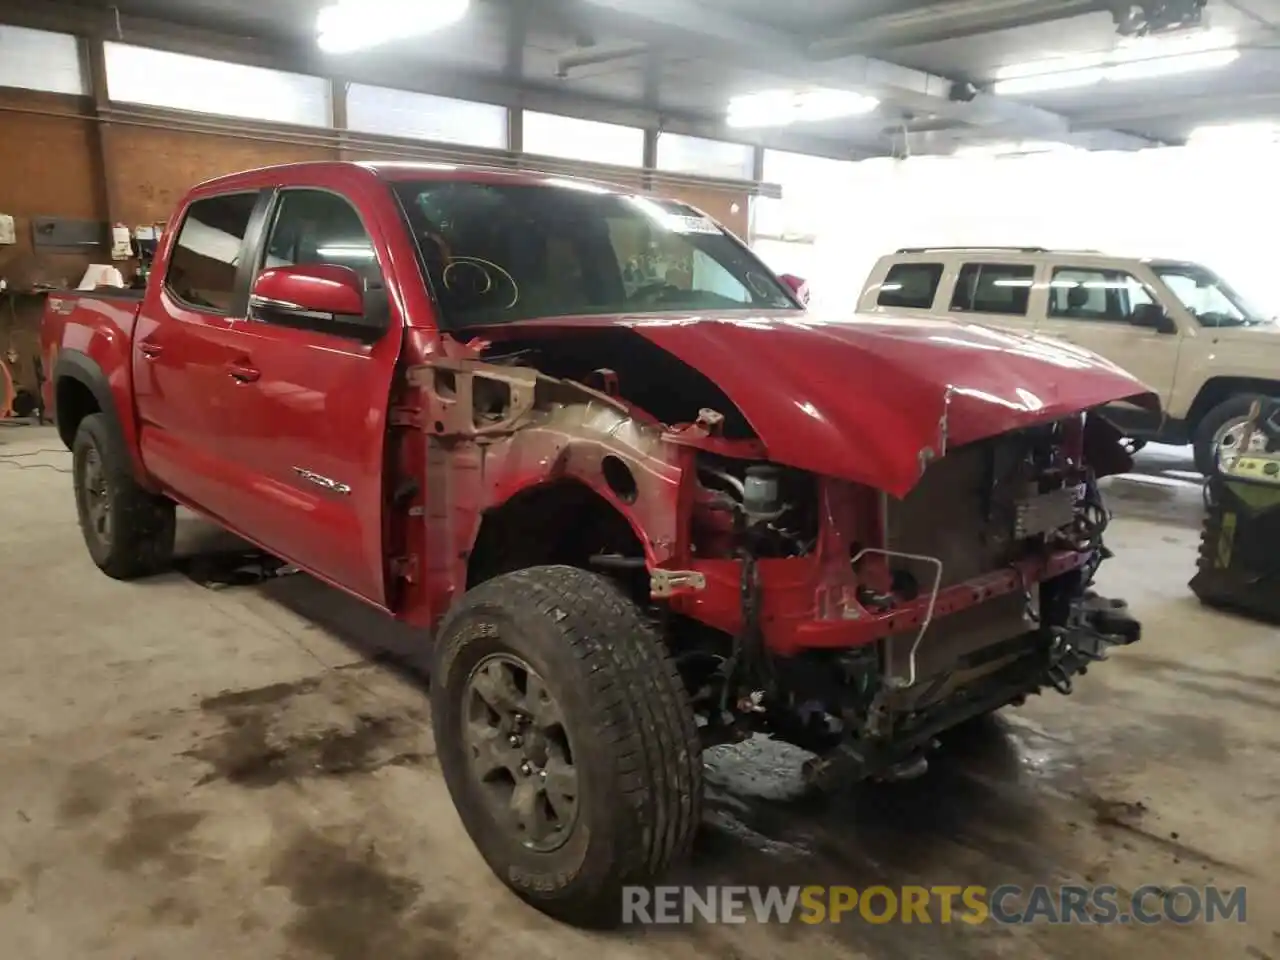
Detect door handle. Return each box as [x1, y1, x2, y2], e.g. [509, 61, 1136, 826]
[138, 343, 163, 358]
[227, 362, 260, 383]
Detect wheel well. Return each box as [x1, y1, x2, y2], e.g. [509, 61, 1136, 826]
[467, 480, 648, 596]
[1186, 377, 1280, 429]
[55, 376, 100, 449]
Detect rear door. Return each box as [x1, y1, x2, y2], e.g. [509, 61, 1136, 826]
[211, 186, 402, 605]
[945, 260, 1042, 333]
[133, 190, 269, 519]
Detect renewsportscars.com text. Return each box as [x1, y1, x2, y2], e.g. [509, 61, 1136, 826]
[622, 884, 1247, 926]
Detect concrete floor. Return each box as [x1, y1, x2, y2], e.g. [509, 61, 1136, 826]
[1, 423, 1277, 960]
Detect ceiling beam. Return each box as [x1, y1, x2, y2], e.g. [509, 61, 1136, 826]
[0, 0, 860, 158]
[572, 0, 1152, 149]
[808, 0, 1108, 59]
[1069, 89, 1280, 129]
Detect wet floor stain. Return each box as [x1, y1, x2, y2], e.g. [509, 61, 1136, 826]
[102, 797, 206, 878]
[56, 762, 122, 824]
[267, 829, 463, 960]
[0, 877, 19, 907]
[1078, 790, 1247, 873]
[200, 677, 324, 711]
[1115, 654, 1280, 692]
[149, 893, 201, 927]
[668, 710, 1260, 960]
[186, 675, 435, 789]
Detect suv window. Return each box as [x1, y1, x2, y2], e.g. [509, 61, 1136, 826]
[878, 262, 942, 308]
[1049, 267, 1153, 322]
[950, 263, 1034, 315]
[165, 192, 258, 313]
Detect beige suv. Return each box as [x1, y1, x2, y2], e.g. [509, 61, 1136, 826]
[858, 247, 1280, 473]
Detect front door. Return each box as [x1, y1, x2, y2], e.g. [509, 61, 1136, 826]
[214, 187, 402, 605]
[1037, 264, 1182, 430]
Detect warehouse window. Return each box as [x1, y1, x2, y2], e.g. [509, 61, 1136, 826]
[0, 26, 87, 96]
[104, 43, 330, 127]
[165, 193, 259, 313]
[347, 84, 507, 149]
[657, 133, 754, 180]
[523, 112, 644, 166]
[950, 263, 1035, 315]
[877, 263, 943, 309]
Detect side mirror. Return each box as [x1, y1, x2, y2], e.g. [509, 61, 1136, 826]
[250, 264, 365, 321]
[779, 273, 810, 306]
[1130, 302, 1176, 334]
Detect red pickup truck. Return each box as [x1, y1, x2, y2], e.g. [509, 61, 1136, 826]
[43, 161, 1153, 925]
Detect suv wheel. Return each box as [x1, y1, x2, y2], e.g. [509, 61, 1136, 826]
[1194, 394, 1270, 476]
[72, 413, 175, 579]
[430, 565, 702, 927]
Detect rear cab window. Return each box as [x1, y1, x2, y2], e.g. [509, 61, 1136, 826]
[164, 192, 259, 313]
[950, 262, 1035, 316]
[877, 262, 943, 308]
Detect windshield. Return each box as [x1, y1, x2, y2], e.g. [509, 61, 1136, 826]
[392, 180, 798, 328]
[1152, 263, 1268, 327]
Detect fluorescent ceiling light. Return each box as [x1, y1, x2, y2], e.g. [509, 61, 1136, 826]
[953, 139, 1076, 157]
[995, 68, 1108, 96]
[1187, 121, 1280, 146]
[998, 52, 1106, 80]
[1107, 47, 1239, 81]
[317, 0, 470, 54]
[726, 88, 879, 129]
[994, 29, 1238, 95]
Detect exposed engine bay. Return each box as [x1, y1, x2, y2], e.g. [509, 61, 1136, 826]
[675, 419, 1140, 785]
[400, 324, 1146, 786]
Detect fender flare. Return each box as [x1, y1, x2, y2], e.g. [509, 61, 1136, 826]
[52, 349, 127, 454]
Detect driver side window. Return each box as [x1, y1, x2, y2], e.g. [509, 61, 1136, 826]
[1049, 267, 1152, 323]
[264, 189, 384, 297]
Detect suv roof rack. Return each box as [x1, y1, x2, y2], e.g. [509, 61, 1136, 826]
[894, 246, 1104, 255]
[895, 246, 1048, 254]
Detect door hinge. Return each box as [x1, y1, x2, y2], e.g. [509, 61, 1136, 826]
[390, 554, 419, 583]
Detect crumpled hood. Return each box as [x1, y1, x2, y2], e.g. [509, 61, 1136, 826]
[485, 310, 1158, 497]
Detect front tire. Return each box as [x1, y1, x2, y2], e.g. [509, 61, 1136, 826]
[430, 565, 702, 927]
[72, 413, 175, 579]
[1194, 394, 1270, 475]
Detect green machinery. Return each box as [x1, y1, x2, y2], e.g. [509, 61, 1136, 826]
[1190, 398, 1280, 620]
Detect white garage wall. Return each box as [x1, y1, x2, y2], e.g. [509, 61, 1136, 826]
[752, 149, 859, 313]
[801, 147, 1280, 317]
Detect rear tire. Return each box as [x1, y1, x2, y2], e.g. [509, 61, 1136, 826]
[72, 413, 175, 579]
[430, 565, 702, 927]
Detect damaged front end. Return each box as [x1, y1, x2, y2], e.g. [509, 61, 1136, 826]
[393, 321, 1148, 787]
[672, 412, 1142, 785]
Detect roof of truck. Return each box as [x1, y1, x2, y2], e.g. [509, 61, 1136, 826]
[189, 160, 634, 197]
